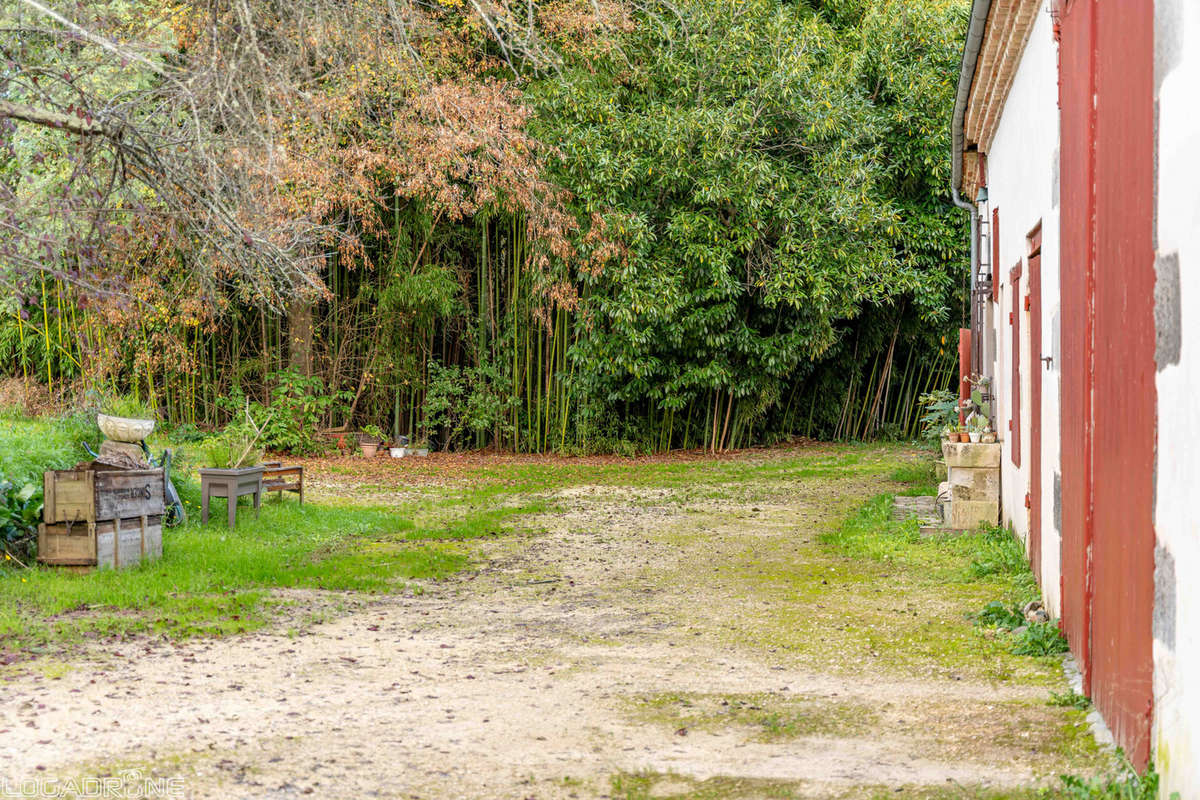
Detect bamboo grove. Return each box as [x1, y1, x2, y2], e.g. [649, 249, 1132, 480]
[0, 0, 969, 453]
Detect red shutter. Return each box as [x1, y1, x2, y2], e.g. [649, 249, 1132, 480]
[991, 208, 1001, 303]
[1009, 262, 1022, 467]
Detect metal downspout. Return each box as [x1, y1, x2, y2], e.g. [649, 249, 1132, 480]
[951, 0, 994, 383]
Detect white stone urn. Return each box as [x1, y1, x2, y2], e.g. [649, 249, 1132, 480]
[97, 413, 156, 443]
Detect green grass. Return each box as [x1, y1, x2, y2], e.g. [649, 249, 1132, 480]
[820, 497, 1036, 599]
[0, 413, 102, 486]
[608, 772, 1068, 800]
[889, 458, 940, 496]
[0, 467, 557, 648]
[0, 438, 920, 653]
[0, 498, 492, 647]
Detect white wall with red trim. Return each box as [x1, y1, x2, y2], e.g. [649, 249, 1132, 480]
[1152, 0, 1200, 791]
[975, 4, 1063, 615]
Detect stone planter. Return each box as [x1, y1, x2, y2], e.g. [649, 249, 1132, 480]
[97, 413, 156, 443]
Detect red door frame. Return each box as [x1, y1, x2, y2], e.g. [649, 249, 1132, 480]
[1057, 0, 1155, 768]
[1028, 227, 1042, 585]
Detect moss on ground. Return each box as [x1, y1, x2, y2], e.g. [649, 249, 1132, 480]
[623, 690, 880, 741]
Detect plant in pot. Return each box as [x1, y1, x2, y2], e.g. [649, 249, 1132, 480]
[956, 423, 969, 443]
[97, 396, 157, 443]
[360, 424, 386, 458]
[198, 430, 267, 526]
[918, 390, 959, 443]
[201, 434, 265, 472]
[967, 416, 984, 443]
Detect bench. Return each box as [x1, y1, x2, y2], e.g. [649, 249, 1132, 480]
[262, 462, 304, 505]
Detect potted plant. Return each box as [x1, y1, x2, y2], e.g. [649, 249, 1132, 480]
[968, 419, 982, 443]
[360, 424, 386, 458]
[956, 423, 969, 443]
[97, 396, 157, 443]
[200, 434, 265, 473]
[198, 431, 266, 526]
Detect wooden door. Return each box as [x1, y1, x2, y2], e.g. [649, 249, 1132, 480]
[1028, 231, 1042, 584]
[1057, 0, 1156, 768]
[1090, 0, 1156, 768]
[1057, 0, 1095, 694]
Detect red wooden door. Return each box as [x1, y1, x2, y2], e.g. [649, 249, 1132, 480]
[1090, 0, 1156, 768]
[1028, 235, 1042, 584]
[1009, 263, 1022, 468]
[1057, 0, 1156, 768]
[1057, 0, 1095, 691]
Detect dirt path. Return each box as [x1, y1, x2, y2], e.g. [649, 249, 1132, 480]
[0, 454, 1106, 799]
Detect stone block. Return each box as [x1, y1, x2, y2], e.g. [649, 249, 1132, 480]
[946, 499, 999, 530]
[941, 442, 1001, 468]
[948, 468, 1000, 501]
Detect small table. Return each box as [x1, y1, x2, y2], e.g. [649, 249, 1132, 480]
[199, 466, 265, 528]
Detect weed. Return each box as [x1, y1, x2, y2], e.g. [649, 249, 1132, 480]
[975, 600, 1025, 630]
[967, 525, 1027, 579]
[1056, 761, 1174, 799]
[1011, 621, 1069, 656]
[1048, 689, 1091, 710]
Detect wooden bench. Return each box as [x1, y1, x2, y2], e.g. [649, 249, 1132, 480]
[262, 462, 304, 505]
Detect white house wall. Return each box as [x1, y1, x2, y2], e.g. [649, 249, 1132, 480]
[976, 4, 1062, 615]
[1152, 0, 1200, 791]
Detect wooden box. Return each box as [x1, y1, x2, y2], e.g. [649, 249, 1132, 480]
[37, 515, 163, 569]
[44, 467, 165, 524]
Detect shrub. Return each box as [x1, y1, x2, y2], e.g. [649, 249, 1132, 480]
[0, 478, 41, 563]
[218, 369, 350, 455]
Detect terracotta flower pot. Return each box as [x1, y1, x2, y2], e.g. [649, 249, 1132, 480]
[359, 441, 380, 458]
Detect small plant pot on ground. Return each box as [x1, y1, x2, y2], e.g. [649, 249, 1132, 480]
[389, 446, 405, 458]
[359, 441, 380, 458]
[97, 413, 156, 443]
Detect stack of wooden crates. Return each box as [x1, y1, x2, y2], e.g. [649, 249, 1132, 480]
[38, 465, 166, 569]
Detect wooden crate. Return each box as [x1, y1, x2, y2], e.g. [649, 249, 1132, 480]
[37, 515, 163, 569]
[44, 467, 165, 524]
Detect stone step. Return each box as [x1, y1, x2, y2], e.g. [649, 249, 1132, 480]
[892, 495, 941, 525]
[919, 526, 967, 539]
